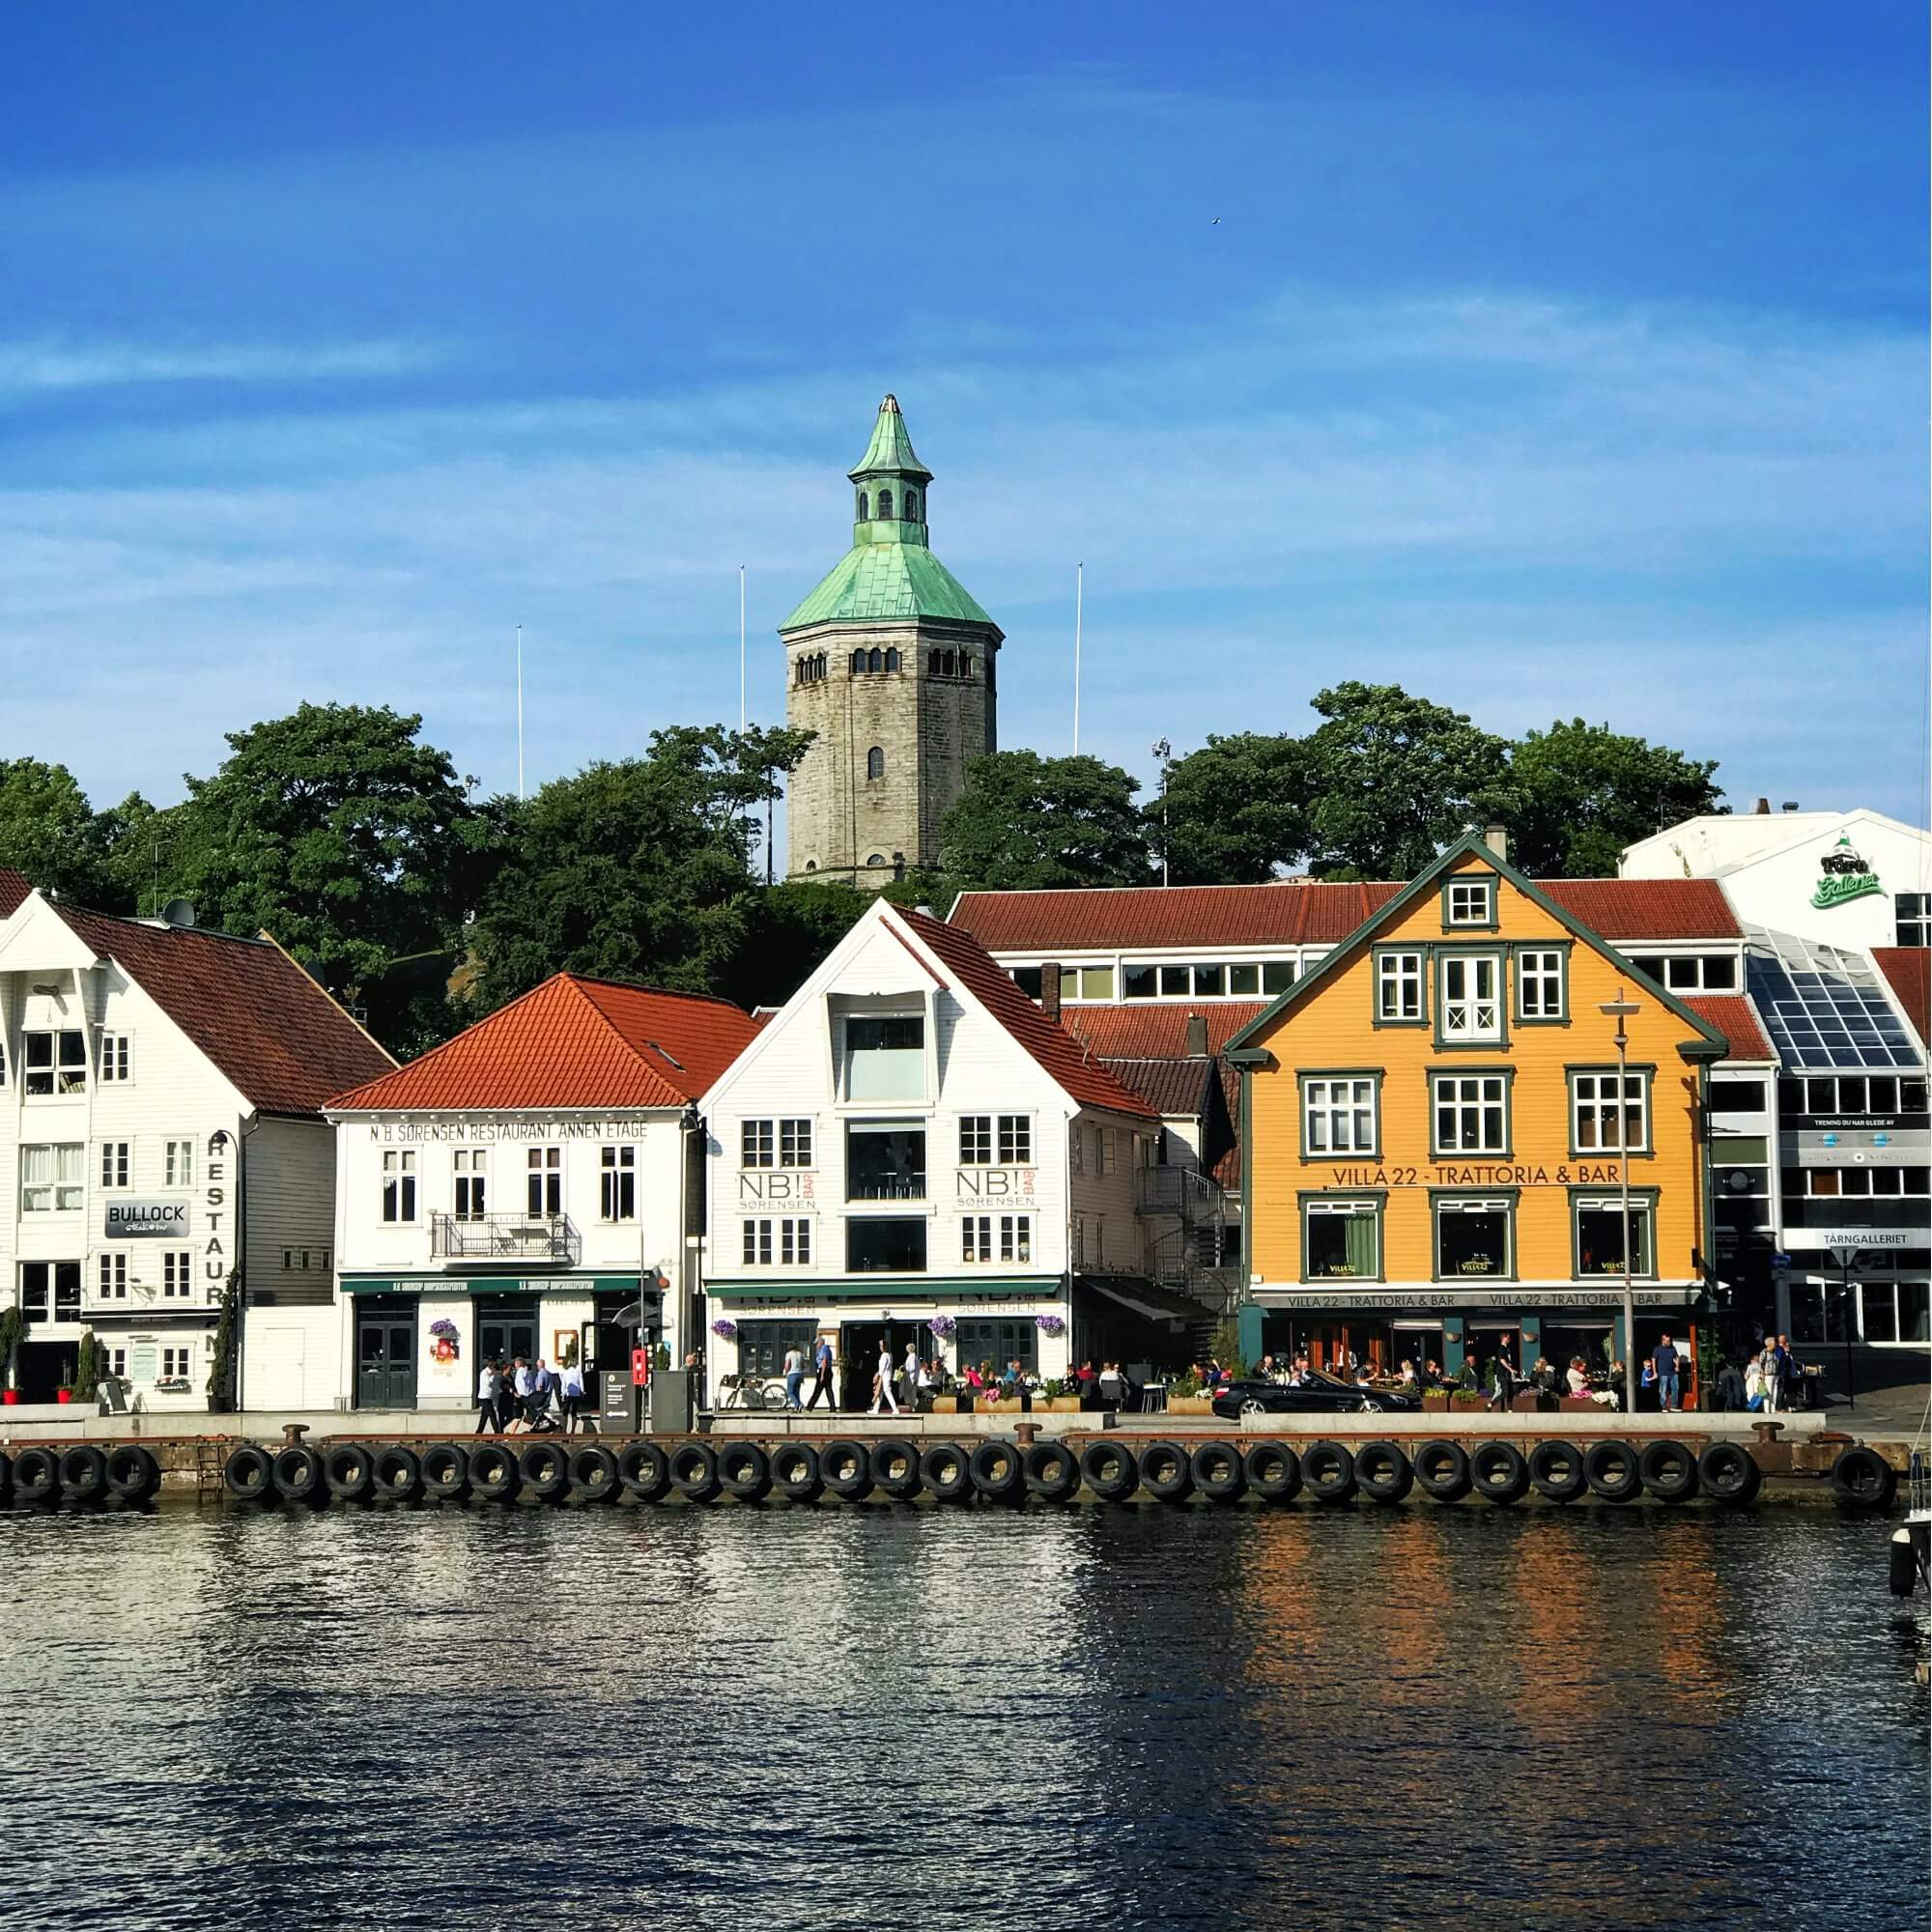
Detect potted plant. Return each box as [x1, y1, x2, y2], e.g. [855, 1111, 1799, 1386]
[1165, 1371, 1214, 1415]
[1039, 1377, 1081, 1413]
[0, 1304, 23, 1405]
[74, 1331, 99, 1407]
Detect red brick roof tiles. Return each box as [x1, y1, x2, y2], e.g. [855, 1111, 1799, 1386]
[328, 975, 759, 1112]
[896, 908, 1155, 1119]
[1681, 994, 1776, 1063]
[1873, 949, 1930, 1046]
[1062, 1002, 1270, 1060]
[0, 869, 30, 918]
[951, 874, 1742, 951]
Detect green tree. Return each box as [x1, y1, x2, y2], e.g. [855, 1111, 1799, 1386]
[1302, 682, 1518, 879]
[471, 725, 804, 1009]
[0, 759, 118, 906]
[716, 877, 873, 1011]
[175, 703, 503, 1043]
[97, 792, 192, 917]
[937, 751, 1152, 892]
[1507, 719, 1724, 877]
[1157, 733, 1310, 884]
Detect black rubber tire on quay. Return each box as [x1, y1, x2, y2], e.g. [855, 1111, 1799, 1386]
[1637, 1439, 1699, 1504]
[715, 1441, 771, 1504]
[869, 1437, 923, 1501]
[1582, 1439, 1641, 1502]
[568, 1443, 622, 1504]
[420, 1442, 472, 1502]
[1080, 1440, 1141, 1502]
[616, 1440, 671, 1503]
[271, 1445, 327, 1505]
[1354, 1440, 1414, 1504]
[1242, 1441, 1301, 1503]
[1527, 1440, 1587, 1503]
[0, 1449, 12, 1501]
[1025, 1440, 1082, 1502]
[769, 1441, 823, 1505]
[373, 1445, 425, 1505]
[59, 1444, 110, 1506]
[819, 1439, 875, 1502]
[323, 1443, 375, 1503]
[1138, 1440, 1195, 1503]
[1413, 1439, 1472, 1502]
[1829, 1445, 1897, 1512]
[222, 1443, 275, 1502]
[1301, 1439, 1357, 1504]
[13, 1446, 61, 1506]
[1190, 1440, 1248, 1503]
[1697, 1441, 1762, 1506]
[1470, 1441, 1530, 1506]
[969, 1439, 1025, 1502]
[103, 1444, 160, 1505]
[668, 1441, 720, 1503]
[919, 1442, 972, 1502]
[469, 1442, 523, 1503]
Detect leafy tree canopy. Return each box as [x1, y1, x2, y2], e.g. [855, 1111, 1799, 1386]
[937, 751, 1152, 893]
[1157, 732, 1310, 885]
[1508, 718, 1724, 877]
[0, 759, 119, 908]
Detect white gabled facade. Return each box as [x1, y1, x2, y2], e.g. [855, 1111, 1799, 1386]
[697, 900, 1156, 1406]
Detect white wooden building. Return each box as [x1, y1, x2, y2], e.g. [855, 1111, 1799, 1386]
[697, 899, 1170, 1406]
[0, 873, 392, 1412]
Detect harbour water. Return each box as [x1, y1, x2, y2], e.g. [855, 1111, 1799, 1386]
[1, 1503, 1925, 1931]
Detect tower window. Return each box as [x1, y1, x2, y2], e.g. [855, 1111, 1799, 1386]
[867, 648, 883, 673]
[804, 860, 818, 872]
[867, 747, 885, 781]
[942, 650, 956, 677]
[877, 489, 893, 519]
[904, 492, 918, 520]
[867, 854, 886, 867]
[852, 649, 867, 673]
[885, 648, 900, 671]
[857, 491, 869, 520]
[928, 650, 942, 674]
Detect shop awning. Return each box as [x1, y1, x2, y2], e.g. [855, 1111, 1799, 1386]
[1250, 1281, 1708, 1314]
[1075, 1274, 1217, 1328]
[340, 1274, 653, 1296]
[706, 1277, 1058, 1304]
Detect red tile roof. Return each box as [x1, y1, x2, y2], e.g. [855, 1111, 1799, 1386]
[48, 903, 393, 1115]
[952, 874, 1742, 951]
[1062, 1002, 1270, 1060]
[1873, 949, 1930, 1045]
[897, 908, 1155, 1119]
[1682, 994, 1776, 1063]
[328, 974, 759, 1112]
[0, 869, 29, 918]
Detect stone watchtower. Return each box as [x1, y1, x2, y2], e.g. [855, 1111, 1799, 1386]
[781, 395, 1002, 888]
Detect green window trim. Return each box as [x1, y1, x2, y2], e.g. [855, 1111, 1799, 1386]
[1439, 875, 1498, 931]
[1565, 1063, 1658, 1160]
[1427, 1185, 1521, 1284]
[1433, 944, 1510, 1051]
[1424, 1064, 1517, 1160]
[1370, 943, 1431, 1029]
[1511, 939, 1573, 1026]
[1294, 1067, 1386, 1161]
[1567, 1183, 1662, 1282]
[1296, 1189, 1388, 1285]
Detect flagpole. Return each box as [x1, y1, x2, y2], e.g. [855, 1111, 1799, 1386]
[739, 565, 747, 734]
[516, 623, 525, 801]
[1073, 561, 1083, 754]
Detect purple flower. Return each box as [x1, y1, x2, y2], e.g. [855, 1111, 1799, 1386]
[927, 1315, 956, 1338]
[710, 1318, 739, 1341]
[1035, 1313, 1066, 1337]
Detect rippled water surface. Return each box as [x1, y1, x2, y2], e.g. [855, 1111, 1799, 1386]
[0, 1501, 1925, 1931]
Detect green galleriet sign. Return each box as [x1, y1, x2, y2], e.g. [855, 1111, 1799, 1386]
[1810, 835, 1884, 911]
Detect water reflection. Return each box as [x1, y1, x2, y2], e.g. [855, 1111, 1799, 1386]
[0, 1502, 1923, 1932]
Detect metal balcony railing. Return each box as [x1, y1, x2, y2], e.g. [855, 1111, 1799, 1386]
[1134, 1165, 1230, 1223]
[430, 1211, 580, 1264]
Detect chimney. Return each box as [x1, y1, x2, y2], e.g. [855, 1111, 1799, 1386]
[1483, 824, 1508, 860]
[1040, 961, 1062, 1023]
[1752, 797, 1771, 815]
[1184, 1012, 1208, 1057]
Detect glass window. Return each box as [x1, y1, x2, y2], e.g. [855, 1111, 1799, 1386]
[742, 1219, 810, 1264]
[1159, 966, 1190, 996]
[1378, 952, 1424, 1022]
[1227, 962, 1260, 996]
[165, 1140, 194, 1187]
[846, 1217, 927, 1273]
[1899, 1283, 1930, 1343]
[779, 1119, 812, 1167]
[1861, 1282, 1898, 1344]
[1708, 1079, 1766, 1113]
[99, 1141, 130, 1189]
[1445, 879, 1493, 925]
[1010, 966, 1044, 999]
[1098, 1127, 1118, 1175]
[1079, 966, 1115, 1000]
[1435, 1199, 1512, 1278]
[959, 1116, 992, 1165]
[998, 1115, 1032, 1163]
[1701, 955, 1738, 989]
[867, 747, 885, 781]
[382, 1150, 417, 1223]
[1665, 956, 1698, 989]
[1304, 1077, 1378, 1154]
[1190, 964, 1225, 996]
[1572, 1070, 1649, 1151]
[600, 1145, 636, 1221]
[1574, 1198, 1654, 1276]
[99, 1253, 128, 1299]
[1518, 950, 1565, 1019]
[742, 1121, 775, 1168]
[1897, 894, 1930, 948]
[846, 1125, 925, 1200]
[1440, 954, 1501, 1041]
[1122, 963, 1157, 999]
[453, 1148, 488, 1220]
[1804, 1077, 1837, 1114]
[1304, 1201, 1379, 1279]
[954, 1318, 1037, 1376]
[163, 1252, 192, 1296]
[526, 1147, 561, 1217]
[1262, 962, 1295, 995]
[23, 1030, 87, 1095]
[99, 1033, 132, 1082]
[735, 1319, 818, 1378]
[844, 1014, 924, 1099]
[1433, 1074, 1508, 1153]
[21, 1144, 83, 1212]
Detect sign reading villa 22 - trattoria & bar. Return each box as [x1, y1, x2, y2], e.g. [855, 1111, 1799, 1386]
[1324, 1161, 1635, 1189]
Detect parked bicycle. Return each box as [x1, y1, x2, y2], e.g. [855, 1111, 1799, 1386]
[715, 1372, 792, 1411]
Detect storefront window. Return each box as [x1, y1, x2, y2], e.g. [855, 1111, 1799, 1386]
[1304, 1201, 1379, 1280]
[735, 1320, 819, 1378]
[847, 1125, 925, 1200]
[1901, 1283, 1930, 1343]
[1435, 1199, 1512, 1279]
[847, 1217, 926, 1273]
[1574, 1199, 1654, 1277]
[953, 1319, 1037, 1375]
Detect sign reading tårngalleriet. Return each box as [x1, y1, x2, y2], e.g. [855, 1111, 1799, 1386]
[104, 1198, 190, 1238]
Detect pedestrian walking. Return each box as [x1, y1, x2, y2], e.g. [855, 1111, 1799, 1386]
[901, 1341, 920, 1408]
[561, 1357, 587, 1434]
[806, 1333, 837, 1410]
[1652, 1333, 1680, 1413]
[510, 1356, 534, 1434]
[871, 1342, 900, 1415]
[782, 1344, 806, 1410]
[475, 1358, 501, 1434]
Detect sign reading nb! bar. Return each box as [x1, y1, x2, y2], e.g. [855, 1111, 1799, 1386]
[104, 1198, 189, 1238]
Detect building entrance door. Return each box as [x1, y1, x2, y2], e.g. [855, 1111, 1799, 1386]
[475, 1295, 540, 1378]
[355, 1315, 417, 1410]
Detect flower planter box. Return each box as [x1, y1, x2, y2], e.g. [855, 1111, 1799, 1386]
[1041, 1397, 1080, 1414]
[55, 1389, 72, 1405]
[1511, 1391, 1554, 1414]
[1166, 1395, 1216, 1415]
[1420, 1392, 1454, 1412]
[1, 1389, 18, 1406]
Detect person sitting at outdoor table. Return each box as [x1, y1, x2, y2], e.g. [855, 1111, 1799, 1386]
[1096, 1361, 1124, 1410]
[1531, 1356, 1561, 1395]
[963, 1361, 986, 1392]
[1565, 1357, 1591, 1398]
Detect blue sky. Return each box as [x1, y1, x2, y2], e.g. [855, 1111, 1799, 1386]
[3, 3, 1926, 830]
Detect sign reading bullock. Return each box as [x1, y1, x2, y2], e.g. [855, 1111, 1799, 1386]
[104, 1198, 190, 1238]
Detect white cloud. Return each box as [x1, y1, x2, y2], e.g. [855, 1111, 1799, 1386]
[0, 336, 439, 397]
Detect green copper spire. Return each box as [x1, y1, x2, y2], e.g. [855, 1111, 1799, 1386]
[779, 395, 1002, 634]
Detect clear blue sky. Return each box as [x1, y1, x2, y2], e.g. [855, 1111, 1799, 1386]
[4, 3, 1926, 827]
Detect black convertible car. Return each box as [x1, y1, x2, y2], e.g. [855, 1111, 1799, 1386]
[1209, 1373, 1421, 1419]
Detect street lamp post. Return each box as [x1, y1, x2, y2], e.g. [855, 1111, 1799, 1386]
[1600, 982, 1642, 1414]
[1824, 1243, 1863, 1412]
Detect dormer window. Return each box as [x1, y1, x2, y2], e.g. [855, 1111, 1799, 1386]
[1443, 878, 1496, 928]
[857, 491, 869, 520]
[876, 489, 894, 519]
[23, 1030, 87, 1095]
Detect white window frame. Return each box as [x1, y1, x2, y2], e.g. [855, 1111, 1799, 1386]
[959, 1117, 994, 1165]
[999, 1213, 1032, 1264]
[453, 1148, 488, 1220]
[98, 1031, 132, 1083]
[1573, 1196, 1655, 1278]
[22, 1029, 88, 1096]
[164, 1139, 194, 1188]
[600, 1144, 637, 1222]
[998, 1115, 1033, 1164]
[21, 1143, 84, 1212]
[1445, 879, 1494, 926]
[1377, 951, 1424, 1023]
[100, 1141, 131, 1189]
[163, 1251, 193, 1297]
[778, 1119, 812, 1167]
[526, 1147, 561, 1217]
[1571, 1070, 1651, 1153]
[382, 1149, 418, 1224]
[963, 1214, 992, 1263]
[1099, 1127, 1118, 1175]
[1517, 949, 1565, 1021]
[1303, 1077, 1378, 1155]
[1432, 1073, 1509, 1154]
[742, 1120, 775, 1168]
[1439, 953, 1502, 1042]
[160, 1345, 192, 1381]
[98, 1252, 128, 1300]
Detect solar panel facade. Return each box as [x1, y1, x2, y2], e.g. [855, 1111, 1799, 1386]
[1744, 928, 1925, 1070]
